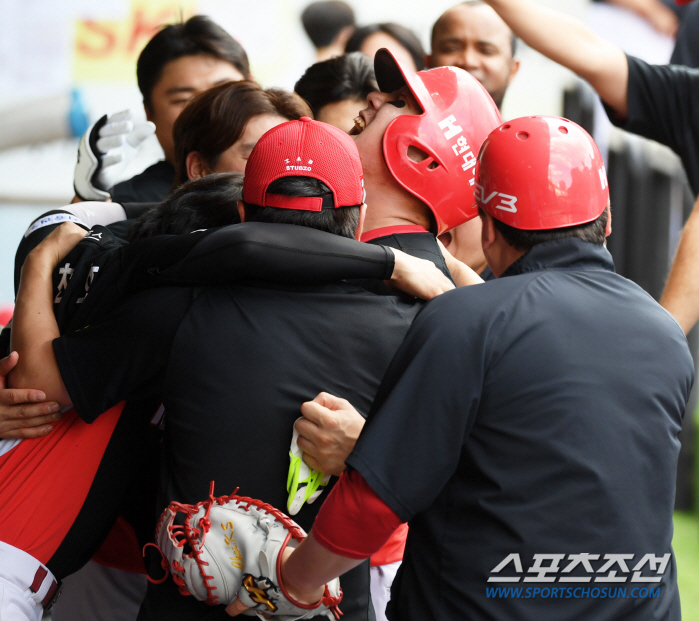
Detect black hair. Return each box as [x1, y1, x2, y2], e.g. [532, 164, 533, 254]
[301, 1, 356, 48]
[480, 207, 608, 252]
[243, 177, 361, 239]
[294, 53, 378, 117]
[431, 2, 518, 57]
[129, 173, 243, 241]
[173, 81, 310, 186]
[137, 15, 250, 109]
[346, 23, 426, 71]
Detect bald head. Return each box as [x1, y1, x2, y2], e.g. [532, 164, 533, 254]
[428, 1, 519, 108]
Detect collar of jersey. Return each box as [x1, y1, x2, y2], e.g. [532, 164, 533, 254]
[360, 225, 429, 243]
[501, 238, 615, 279]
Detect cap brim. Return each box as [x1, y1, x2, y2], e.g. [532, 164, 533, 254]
[675, 0, 694, 4]
[375, 48, 409, 93]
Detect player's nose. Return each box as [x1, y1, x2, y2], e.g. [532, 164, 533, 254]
[367, 91, 391, 110]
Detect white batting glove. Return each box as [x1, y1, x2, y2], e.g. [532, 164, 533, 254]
[74, 110, 156, 200]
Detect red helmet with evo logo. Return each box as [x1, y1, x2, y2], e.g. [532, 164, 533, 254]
[475, 116, 609, 230]
[374, 48, 502, 235]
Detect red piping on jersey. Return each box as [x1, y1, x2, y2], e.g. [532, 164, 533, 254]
[360, 225, 429, 243]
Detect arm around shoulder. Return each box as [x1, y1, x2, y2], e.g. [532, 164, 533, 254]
[483, 0, 630, 115]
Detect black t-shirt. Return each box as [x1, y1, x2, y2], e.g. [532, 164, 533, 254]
[110, 160, 176, 204]
[348, 238, 693, 621]
[604, 54, 699, 194]
[54, 280, 422, 620]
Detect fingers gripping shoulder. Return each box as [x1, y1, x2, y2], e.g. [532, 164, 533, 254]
[154, 482, 342, 619]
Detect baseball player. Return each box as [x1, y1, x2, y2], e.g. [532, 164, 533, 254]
[476, 0, 699, 333]
[255, 116, 693, 621]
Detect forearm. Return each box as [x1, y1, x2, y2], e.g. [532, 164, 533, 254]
[660, 199, 699, 334]
[10, 252, 70, 404]
[484, 0, 629, 113]
[282, 533, 363, 603]
[282, 469, 404, 601]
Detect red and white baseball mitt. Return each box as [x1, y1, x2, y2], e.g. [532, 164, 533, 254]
[150, 482, 342, 620]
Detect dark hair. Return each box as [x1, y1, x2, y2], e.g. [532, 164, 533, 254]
[137, 15, 250, 109]
[295, 53, 378, 117]
[173, 81, 311, 185]
[480, 207, 608, 251]
[345, 23, 426, 71]
[431, 2, 518, 57]
[129, 173, 243, 241]
[243, 177, 361, 239]
[301, 1, 355, 48]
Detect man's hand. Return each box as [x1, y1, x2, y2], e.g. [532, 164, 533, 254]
[0, 352, 61, 438]
[296, 393, 366, 476]
[29, 222, 88, 271]
[389, 248, 455, 299]
[436, 238, 485, 287]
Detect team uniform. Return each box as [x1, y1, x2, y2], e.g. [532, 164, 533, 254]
[603, 55, 699, 194]
[1, 218, 396, 620]
[314, 237, 693, 621]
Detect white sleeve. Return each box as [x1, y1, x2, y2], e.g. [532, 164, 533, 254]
[24, 201, 127, 237]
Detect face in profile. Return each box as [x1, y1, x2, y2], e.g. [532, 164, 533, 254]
[187, 113, 289, 178]
[429, 3, 519, 109]
[146, 55, 246, 164]
[349, 86, 421, 168]
[315, 98, 368, 133]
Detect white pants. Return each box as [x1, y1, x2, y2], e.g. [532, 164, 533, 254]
[370, 561, 401, 621]
[0, 541, 59, 621]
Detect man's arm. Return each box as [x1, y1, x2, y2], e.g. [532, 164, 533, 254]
[9, 224, 87, 403]
[0, 352, 61, 438]
[660, 195, 699, 334]
[483, 0, 629, 115]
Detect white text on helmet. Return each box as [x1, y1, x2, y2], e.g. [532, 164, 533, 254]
[598, 166, 608, 190]
[477, 184, 518, 213]
[438, 115, 463, 140]
[442, 128, 478, 185]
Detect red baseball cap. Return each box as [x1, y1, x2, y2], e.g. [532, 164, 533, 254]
[676, 0, 693, 5]
[243, 117, 365, 211]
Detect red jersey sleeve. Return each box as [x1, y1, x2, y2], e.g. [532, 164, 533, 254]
[312, 469, 405, 560]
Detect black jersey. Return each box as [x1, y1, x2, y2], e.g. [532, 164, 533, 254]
[110, 161, 176, 204]
[604, 55, 699, 194]
[348, 238, 692, 621]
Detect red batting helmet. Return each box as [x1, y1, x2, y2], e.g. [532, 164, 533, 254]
[475, 116, 609, 230]
[374, 48, 502, 235]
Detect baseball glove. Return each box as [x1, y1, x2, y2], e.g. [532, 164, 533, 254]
[149, 482, 342, 620]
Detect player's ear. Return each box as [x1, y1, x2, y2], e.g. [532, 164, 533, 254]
[186, 152, 209, 180]
[508, 58, 521, 83]
[605, 202, 612, 237]
[237, 201, 247, 223]
[480, 210, 496, 251]
[354, 204, 367, 241]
